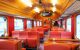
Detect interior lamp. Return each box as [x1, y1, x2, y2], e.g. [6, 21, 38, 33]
[20, 0, 33, 7]
[34, 7, 40, 13]
[52, 6, 56, 12]
[51, 0, 57, 6]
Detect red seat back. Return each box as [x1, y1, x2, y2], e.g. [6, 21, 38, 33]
[0, 39, 21, 50]
[61, 31, 72, 39]
[27, 31, 39, 48]
[49, 31, 61, 38]
[19, 31, 28, 39]
[27, 31, 39, 39]
[44, 43, 71, 50]
[37, 27, 44, 38]
[58, 28, 65, 31]
[37, 27, 44, 31]
[12, 31, 20, 38]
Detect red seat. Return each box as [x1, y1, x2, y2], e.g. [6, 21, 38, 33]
[0, 39, 22, 50]
[12, 31, 28, 46]
[51, 27, 59, 31]
[61, 31, 72, 39]
[44, 43, 71, 50]
[25, 28, 31, 31]
[38, 31, 44, 39]
[58, 28, 65, 31]
[37, 27, 44, 39]
[12, 31, 20, 39]
[19, 31, 28, 46]
[27, 31, 39, 48]
[43, 25, 50, 32]
[49, 31, 61, 38]
[21, 48, 26, 50]
[19, 31, 28, 39]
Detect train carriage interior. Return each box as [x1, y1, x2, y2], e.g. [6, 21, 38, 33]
[0, 0, 80, 50]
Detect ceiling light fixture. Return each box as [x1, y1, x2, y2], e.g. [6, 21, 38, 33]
[20, 0, 33, 7]
[34, 7, 40, 13]
[51, 0, 57, 6]
[52, 6, 56, 12]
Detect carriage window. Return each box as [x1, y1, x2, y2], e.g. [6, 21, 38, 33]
[63, 20, 65, 29]
[34, 21, 36, 27]
[14, 18, 23, 30]
[58, 21, 61, 27]
[76, 15, 80, 39]
[66, 18, 71, 32]
[0, 17, 7, 37]
[27, 20, 32, 28]
[37, 21, 39, 26]
[40, 21, 42, 26]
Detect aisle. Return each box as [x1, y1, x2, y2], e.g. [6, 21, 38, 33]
[39, 30, 50, 50]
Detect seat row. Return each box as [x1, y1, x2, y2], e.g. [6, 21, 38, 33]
[49, 31, 72, 39]
[0, 39, 26, 50]
[44, 41, 79, 50]
[12, 30, 39, 48]
[44, 27, 79, 50]
[12, 27, 49, 48]
[49, 27, 72, 39]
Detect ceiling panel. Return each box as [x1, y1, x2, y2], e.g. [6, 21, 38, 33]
[0, 0, 75, 20]
[61, 0, 80, 18]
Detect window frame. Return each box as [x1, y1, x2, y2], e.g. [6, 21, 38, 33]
[14, 18, 24, 30]
[40, 21, 42, 26]
[66, 17, 71, 32]
[76, 15, 80, 39]
[27, 19, 32, 28]
[62, 20, 66, 29]
[34, 20, 37, 27]
[0, 16, 8, 37]
[37, 21, 40, 26]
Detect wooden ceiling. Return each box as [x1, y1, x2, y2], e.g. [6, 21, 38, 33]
[0, 0, 75, 20]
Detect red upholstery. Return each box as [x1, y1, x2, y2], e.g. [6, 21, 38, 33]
[0, 39, 21, 50]
[49, 31, 61, 38]
[70, 44, 79, 50]
[12, 31, 28, 46]
[18, 31, 28, 46]
[21, 48, 26, 50]
[12, 31, 20, 38]
[31, 28, 37, 31]
[49, 31, 72, 39]
[38, 31, 44, 39]
[51, 27, 65, 31]
[19, 31, 28, 39]
[25, 28, 32, 32]
[27, 31, 39, 48]
[43, 25, 50, 32]
[51, 27, 59, 31]
[58, 28, 65, 31]
[61, 31, 72, 39]
[44, 43, 71, 50]
[37, 27, 44, 38]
